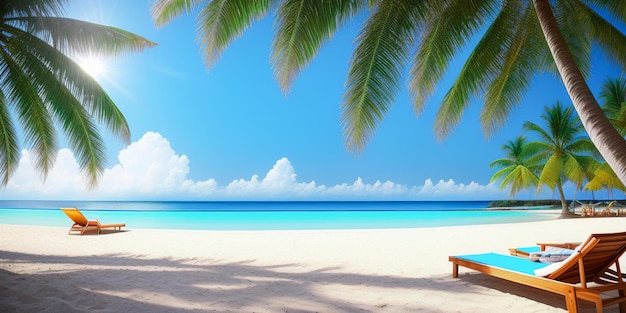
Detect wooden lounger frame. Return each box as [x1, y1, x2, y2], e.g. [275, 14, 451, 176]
[509, 242, 581, 257]
[450, 232, 626, 313]
[61, 208, 125, 235]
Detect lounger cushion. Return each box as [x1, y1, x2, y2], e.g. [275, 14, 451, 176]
[533, 251, 579, 277]
[453, 253, 548, 275]
[529, 248, 575, 263]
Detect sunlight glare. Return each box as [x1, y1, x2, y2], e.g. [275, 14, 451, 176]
[77, 56, 107, 79]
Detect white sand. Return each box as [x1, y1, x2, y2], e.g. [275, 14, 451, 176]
[1, 216, 626, 312]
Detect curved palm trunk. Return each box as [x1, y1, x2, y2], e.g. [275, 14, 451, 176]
[556, 182, 569, 215]
[533, 0, 626, 187]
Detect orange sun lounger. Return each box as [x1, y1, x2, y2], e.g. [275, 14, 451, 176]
[450, 232, 626, 312]
[61, 207, 125, 235]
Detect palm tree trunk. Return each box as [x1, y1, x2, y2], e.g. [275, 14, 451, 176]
[556, 182, 569, 215]
[533, 0, 626, 186]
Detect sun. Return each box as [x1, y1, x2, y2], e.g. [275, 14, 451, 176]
[77, 56, 107, 79]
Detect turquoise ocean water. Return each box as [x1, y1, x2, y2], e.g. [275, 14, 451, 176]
[0, 200, 558, 231]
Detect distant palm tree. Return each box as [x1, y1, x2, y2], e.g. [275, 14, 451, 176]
[151, 1, 626, 186]
[585, 161, 626, 197]
[523, 101, 598, 215]
[1, 0, 156, 187]
[600, 77, 626, 136]
[489, 136, 541, 197]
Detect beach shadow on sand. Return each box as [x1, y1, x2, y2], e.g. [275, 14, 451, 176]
[457, 273, 616, 312]
[0, 250, 610, 312]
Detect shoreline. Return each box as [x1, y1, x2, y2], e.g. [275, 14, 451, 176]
[2, 218, 626, 312]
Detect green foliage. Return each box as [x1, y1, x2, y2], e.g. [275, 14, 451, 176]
[489, 136, 541, 197]
[0, 0, 156, 187]
[491, 101, 598, 212]
[600, 77, 626, 136]
[522, 101, 596, 192]
[493, 76, 626, 199]
[151, 0, 626, 153]
[487, 199, 561, 208]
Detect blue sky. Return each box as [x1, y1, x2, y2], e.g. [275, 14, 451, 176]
[2, 0, 624, 201]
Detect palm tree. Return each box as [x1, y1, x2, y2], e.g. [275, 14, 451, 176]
[151, 1, 626, 185]
[1, 0, 156, 187]
[489, 136, 541, 198]
[600, 77, 626, 136]
[523, 101, 598, 215]
[585, 161, 626, 198]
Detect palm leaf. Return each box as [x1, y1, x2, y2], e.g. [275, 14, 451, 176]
[12, 29, 116, 188]
[524, 120, 555, 147]
[553, 0, 591, 78]
[151, 0, 204, 27]
[196, 0, 273, 69]
[562, 153, 586, 187]
[341, 0, 420, 153]
[409, 0, 496, 115]
[0, 89, 20, 186]
[434, 1, 527, 140]
[481, 5, 546, 136]
[539, 154, 564, 190]
[574, 1, 626, 71]
[2, 0, 65, 17]
[15, 26, 131, 144]
[272, 0, 364, 93]
[0, 36, 57, 177]
[490, 159, 515, 168]
[16, 16, 156, 57]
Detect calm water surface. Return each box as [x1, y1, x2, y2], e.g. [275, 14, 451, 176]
[0, 200, 559, 230]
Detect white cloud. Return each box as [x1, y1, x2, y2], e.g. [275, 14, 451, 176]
[412, 179, 502, 200]
[0, 131, 511, 200]
[325, 177, 407, 198]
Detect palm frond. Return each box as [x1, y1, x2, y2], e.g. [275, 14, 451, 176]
[409, 0, 496, 115]
[491, 166, 515, 182]
[562, 153, 587, 187]
[554, 0, 592, 78]
[15, 27, 131, 144]
[600, 77, 626, 135]
[196, 0, 273, 69]
[0, 89, 20, 187]
[341, 0, 418, 153]
[14, 33, 107, 187]
[583, 0, 626, 27]
[433, 1, 528, 140]
[490, 159, 515, 168]
[539, 154, 563, 189]
[1, 0, 65, 18]
[574, 1, 626, 71]
[566, 138, 597, 155]
[151, 0, 204, 27]
[481, 5, 546, 136]
[13, 16, 156, 57]
[523, 120, 555, 145]
[272, 0, 364, 93]
[1, 37, 57, 177]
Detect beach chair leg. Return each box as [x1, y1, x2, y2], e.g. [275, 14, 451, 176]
[564, 288, 578, 313]
[452, 263, 459, 278]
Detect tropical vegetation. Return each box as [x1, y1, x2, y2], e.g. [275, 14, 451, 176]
[489, 136, 541, 198]
[492, 77, 626, 214]
[150, 0, 626, 187]
[526, 102, 598, 214]
[0, 0, 156, 187]
[600, 77, 626, 136]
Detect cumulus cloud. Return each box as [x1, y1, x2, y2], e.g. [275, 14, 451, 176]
[412, 179, 502, 200]
[0, 131, 511, 200]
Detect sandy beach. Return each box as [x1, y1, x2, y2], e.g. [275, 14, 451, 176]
[2, 216, 626, 312]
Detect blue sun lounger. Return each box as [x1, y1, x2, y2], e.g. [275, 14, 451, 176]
[450, 232, 626, 313]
